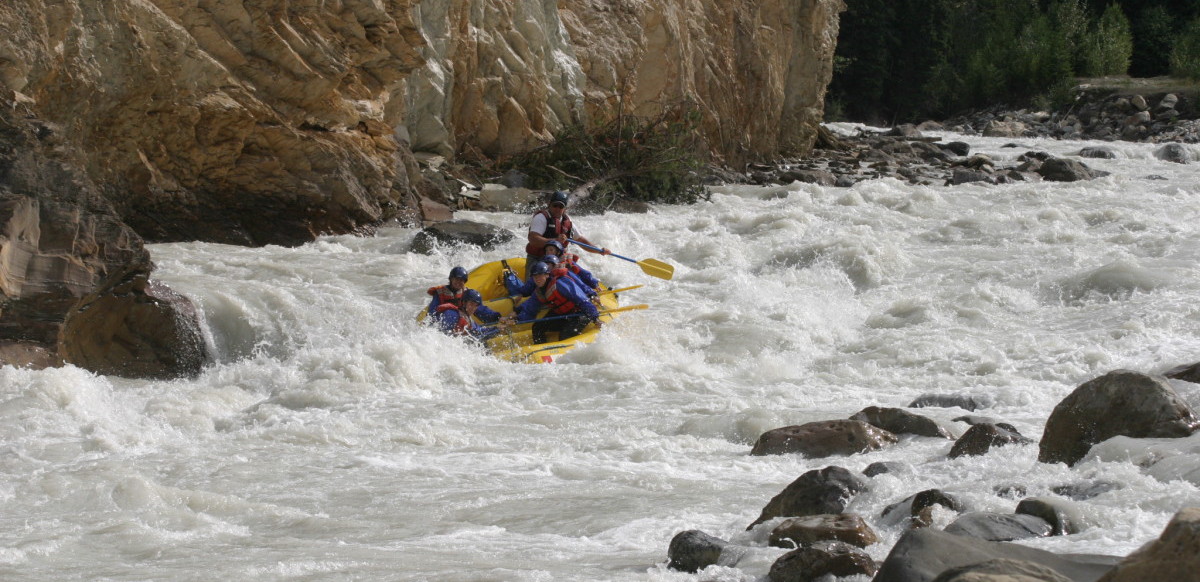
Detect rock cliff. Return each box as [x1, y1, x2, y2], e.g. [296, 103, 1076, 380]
[0, 0, 843, 376]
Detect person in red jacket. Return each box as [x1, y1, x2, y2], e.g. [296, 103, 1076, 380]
[426, 266, 468, 315]
[524, 190, 609, 280]
[430, 289, 505, 342]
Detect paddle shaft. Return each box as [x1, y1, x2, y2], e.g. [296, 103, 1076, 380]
[483, 304, 648, 327]
[569, 239, 635, 263]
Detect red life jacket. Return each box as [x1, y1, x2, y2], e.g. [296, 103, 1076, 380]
[524, 209, 574, 256]
[536, 277, 578, 315]
[434, 303, 469, 333]
[428, 285, 464, 308]
[561, 253, 583, 274]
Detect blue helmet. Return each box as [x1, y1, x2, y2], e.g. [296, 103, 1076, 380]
[530, 260, 552, 277]
[461, 289, 482, 305]
[449, 266, 468, 281]
[543, 240, 564, 254]
[549, 190, 569, 207]
[540, 255, 559, 266]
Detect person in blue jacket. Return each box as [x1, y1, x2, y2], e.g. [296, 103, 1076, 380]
[426, 266, 469, 315]
[505, 260, 600, 344]
[502, 255, 596, 300]
[430, 289, 506, 342]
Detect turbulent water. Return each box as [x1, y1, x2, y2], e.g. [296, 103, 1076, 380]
[4, 125, 1200, 581]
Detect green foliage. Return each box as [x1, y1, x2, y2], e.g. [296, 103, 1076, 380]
[499, 104, 709, 207]
[1171, 17, 1200, 79]
[1078, 3, 1133, 76]
[826, 0, 1191, 122]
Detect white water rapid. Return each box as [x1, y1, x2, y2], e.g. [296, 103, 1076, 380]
[4, 125, 1200, 581]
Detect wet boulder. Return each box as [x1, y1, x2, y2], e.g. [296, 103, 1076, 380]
[873, 528, 1121, 582]
[1038, 370, 1199, 466]
[58, 275, 208, 379]
[1036, 157, 1108, 182]
[769, 513, 879, 549]
[1078, 146, 1117, 159]
[851, 406, 956, 439]
[750, 420, 898, 457]
[768, 540, 877, 582]
[1097, 507, 1200, 582]
[1015, 497, 1088, 536]
[667, 530, 733, 573]
[1153, 143, 1190, 164]
[949, 423, 1034, 458]
[410, 219, 516, 254]
[882, 489, 963, 529]
[748, 466, 868, 530]
[943, 512, 1054, 542]
[1164, 361, 1200, 384]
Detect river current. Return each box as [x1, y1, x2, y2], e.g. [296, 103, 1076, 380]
[3, 124, 1200, 580]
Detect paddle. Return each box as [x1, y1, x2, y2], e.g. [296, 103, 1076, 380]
[485, 284, 641, 306]
[482, 304, 649, 327]
[568, 239, 674, 280]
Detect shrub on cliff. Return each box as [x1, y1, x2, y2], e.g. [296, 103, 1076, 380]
[498, 103, 709, 207]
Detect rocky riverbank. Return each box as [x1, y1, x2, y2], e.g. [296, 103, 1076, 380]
[666, 366, 1200, 581]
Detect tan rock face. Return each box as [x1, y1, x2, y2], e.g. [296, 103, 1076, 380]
[1, 0, 429, 246]
[406, 0, 844, 164]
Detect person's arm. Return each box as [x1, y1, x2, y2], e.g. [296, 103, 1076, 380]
[513, 296, 543, 321]
[574, 266, 600, 290]
[526, 213, 552, 248]
[427, 294, 441, 314]
[474, 305, 502, 324]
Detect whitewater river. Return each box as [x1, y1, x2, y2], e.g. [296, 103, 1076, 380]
[4, 124, 1200, 580]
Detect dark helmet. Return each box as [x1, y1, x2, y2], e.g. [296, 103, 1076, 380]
[449, 266, 468, 281]
[549, 190, 569, 206]
[461, 289, 482, 305]
[543, 240, 564, 254]
[540, 255, 559, 266]
[530, 260, 552, 277]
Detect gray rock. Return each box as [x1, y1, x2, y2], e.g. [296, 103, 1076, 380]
[851, 406, 956, 439]
[1097, 506, 1200, 582]
[667, 530, 730, 573]
[949, 423, 1034, 458]
[1164, 362, 1200, 384]
[751, 420, 898, 457]
[1038, 370, 1199, 466]
[1015, 497, 1088, 536]
[1154, 143, 1190, 164]
[749, 466, 868, 530]
[1078, 146, 1116, 159]
[944, 512, 1054, 541]
[768, 540, 877, 582]
[873, 528, 1121, 582]
[410, 219, 516, 254]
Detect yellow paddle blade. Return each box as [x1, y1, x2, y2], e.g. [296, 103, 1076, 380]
[637, 258, 674, 280]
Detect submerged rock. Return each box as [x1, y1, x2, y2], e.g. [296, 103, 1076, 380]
[748, 466, 868, 530]
[751, 420, 898, 457]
